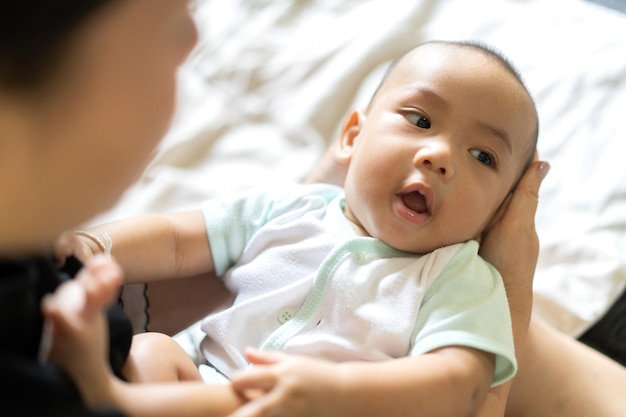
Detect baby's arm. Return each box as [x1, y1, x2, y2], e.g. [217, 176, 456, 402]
[43, 255, 247, 417]
[56, 210, 214, 284]
[228, 346, 494, 417]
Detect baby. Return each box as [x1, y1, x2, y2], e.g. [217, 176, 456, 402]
[48, 40, 538, 417]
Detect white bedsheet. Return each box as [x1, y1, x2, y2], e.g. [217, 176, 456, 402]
[97, 0, 626, 337]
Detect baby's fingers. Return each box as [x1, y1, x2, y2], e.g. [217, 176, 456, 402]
[245, 348, 286, 365]
[231, 349, 289, 394]
[52, 230, 93, 266]
[227, 389, 285, 417]
[231, 368, 279, 397]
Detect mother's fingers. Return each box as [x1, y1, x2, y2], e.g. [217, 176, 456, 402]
[480, 160, 549, 265]
[504, 160, 550, 224]
[41, 254, 123, 328]
[74, 255, 124, 315]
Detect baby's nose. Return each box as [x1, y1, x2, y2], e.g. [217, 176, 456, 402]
[414, 142, 455, 179]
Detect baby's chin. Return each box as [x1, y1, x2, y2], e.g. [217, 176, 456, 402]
[380, 231, 480, 255]
[376, 234, 437, 255]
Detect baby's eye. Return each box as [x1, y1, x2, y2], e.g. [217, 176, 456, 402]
[415, 116, 430, 129]
[406, 113, 431, 129]
[469, 149, 496, 168]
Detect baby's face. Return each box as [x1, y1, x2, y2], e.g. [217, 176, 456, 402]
[337, 43, 537, 253]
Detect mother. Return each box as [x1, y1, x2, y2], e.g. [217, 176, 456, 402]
[0, 1, 201, 416]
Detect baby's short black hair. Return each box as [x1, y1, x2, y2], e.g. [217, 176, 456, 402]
[368, 40, 539, 176]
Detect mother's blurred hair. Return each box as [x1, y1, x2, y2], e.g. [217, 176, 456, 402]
[0, 1, 115, 92]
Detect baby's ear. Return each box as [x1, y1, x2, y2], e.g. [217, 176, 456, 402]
[335, 109, 365, 163]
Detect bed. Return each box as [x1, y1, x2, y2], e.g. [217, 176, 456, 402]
[101, 0, 626, 357]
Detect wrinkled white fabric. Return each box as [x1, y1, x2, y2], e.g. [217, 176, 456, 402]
[99, 0, 626, 338]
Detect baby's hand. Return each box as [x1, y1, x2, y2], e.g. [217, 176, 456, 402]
[41, 255, 123, 408]
[228, 349, 344, 417]
[52, 230, 98, 267]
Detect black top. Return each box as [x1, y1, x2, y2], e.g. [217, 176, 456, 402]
[578, 285, 626, 367]
[0, 256, 131, 417]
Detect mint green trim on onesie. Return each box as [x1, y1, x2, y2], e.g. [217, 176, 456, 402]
[260, 238, 405, 351]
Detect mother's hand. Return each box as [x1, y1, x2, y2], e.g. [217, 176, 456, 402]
[480, 157, 550, 332]
[473, 157, 549, 417]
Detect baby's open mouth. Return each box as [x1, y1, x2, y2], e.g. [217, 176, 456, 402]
[401, 191, 428, 214]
